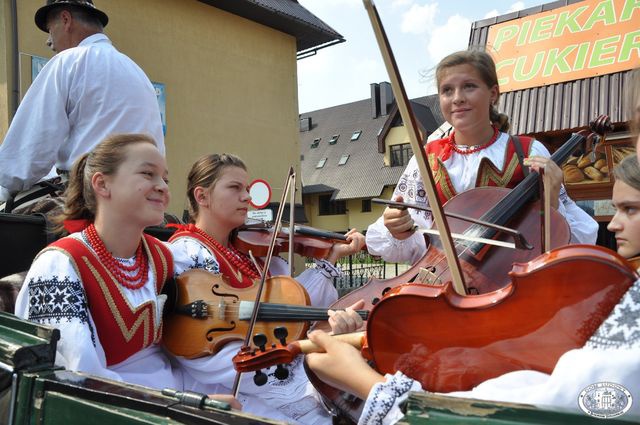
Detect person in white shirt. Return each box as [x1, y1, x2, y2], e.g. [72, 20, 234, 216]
[0, 0, 163, 211]
[366, 50, 598, 265]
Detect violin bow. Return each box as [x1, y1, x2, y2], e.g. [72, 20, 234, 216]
[231, 166, 295, 398]
[288, 169, 296, 276]
[363, 0, 466, 295]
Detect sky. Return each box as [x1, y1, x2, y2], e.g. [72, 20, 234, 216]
[297, 0, 531, 113]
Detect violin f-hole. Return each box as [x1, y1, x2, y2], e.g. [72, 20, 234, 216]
[205, 322, 237, 341]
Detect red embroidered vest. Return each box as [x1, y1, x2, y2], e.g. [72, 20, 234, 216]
[51, 234, 173, 366]
[169, 229, 265, 288]
[425, 134, 534, 204]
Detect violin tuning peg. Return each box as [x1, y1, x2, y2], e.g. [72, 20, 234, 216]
[273, 326, 288, 345]
[253, 333, 268, 352]
[253, 370, 268, 386]
[274, 364, 289, 381]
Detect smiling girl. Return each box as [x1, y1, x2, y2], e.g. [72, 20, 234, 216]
[366, 50, 598, 264]
[14, 134, 181, 388]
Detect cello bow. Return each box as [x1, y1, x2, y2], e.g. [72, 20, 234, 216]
[363, 0, 467, 295]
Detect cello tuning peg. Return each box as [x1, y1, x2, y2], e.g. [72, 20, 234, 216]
[273, 326, 288, 345]
[253, 333, 268, 352]
[253, 370, 268, 386]
[274, 364, 289, 381]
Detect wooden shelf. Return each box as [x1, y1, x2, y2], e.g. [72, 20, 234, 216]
[562, 136, 635, 201]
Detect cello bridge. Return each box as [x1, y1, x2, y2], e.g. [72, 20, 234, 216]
[416, 267, 442, 286]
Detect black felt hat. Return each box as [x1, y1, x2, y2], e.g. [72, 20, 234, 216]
[35, 0, 108, 32]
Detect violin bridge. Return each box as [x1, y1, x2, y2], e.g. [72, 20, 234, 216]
[217, 298, 226, 320]
[417, 267, 442, 286]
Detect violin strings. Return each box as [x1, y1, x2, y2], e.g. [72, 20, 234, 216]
[184, 302, 367, 321]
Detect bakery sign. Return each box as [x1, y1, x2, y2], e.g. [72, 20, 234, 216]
[487, 0, 640, 92]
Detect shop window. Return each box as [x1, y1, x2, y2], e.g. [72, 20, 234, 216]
[319, 194, 346, 215]
[390, 143, 411, 167]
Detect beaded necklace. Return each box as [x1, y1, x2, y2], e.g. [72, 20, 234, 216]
[85, 224, 149, 290]
[191, 226, 261, 280]
[449, 126, 499, 155]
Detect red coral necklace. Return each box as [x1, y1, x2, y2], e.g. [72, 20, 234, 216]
[85, 224, 149, 290]
[449, 126, 499, 155]
[191, 226, 261, 280]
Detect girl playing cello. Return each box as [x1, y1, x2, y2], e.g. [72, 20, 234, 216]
[168, 153, 365, 424]
[366, 50, 598, 264]
[303, 68, 640, 423]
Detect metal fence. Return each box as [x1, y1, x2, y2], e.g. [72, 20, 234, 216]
[306, 251, 410, 297]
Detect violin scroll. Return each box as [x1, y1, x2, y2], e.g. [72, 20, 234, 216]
[233, 331, 365, 376]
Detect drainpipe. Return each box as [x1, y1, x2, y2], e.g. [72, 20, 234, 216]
[9, 0, 19, 118]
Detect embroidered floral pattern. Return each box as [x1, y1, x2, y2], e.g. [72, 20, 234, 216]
[278, 394, 324, 421]
[393, 174, 431, 221]
[313, 259, 342, 278]
[359, 372, 418, 425]
[586, 279, 640, 349]
[27, 275, 96, 345]
[189, 254, 220, 274]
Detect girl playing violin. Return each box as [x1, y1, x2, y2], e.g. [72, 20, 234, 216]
[168, 153, 365, 424]
[13, 134, 236, 408]
[366, 50, 598, 264]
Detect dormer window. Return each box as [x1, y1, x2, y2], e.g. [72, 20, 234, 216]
[338, 154, 349, 165]
[351, 131, 362, 141]
[311, 138, 321, 148]
[329, 134, 339, 145]
[316, 158, 327, 168]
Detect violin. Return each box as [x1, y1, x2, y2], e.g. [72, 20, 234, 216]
[162, 269, 368, 358]
[232, 222, 350, 259]
[233, 244, 638, 394]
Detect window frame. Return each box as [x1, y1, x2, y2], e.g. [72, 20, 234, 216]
[318, 194, 347, 216]
[390, 143, 412, 167]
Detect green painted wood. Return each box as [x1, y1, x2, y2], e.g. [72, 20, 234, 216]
[0, 312, 58, 371]
[402, 392, 640, 424]
[40, 392, 180, 424]
[11, 371, 42, 425]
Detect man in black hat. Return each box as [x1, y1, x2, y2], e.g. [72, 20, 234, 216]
[0, 0, 164, 212]
[35, 0, 109, 53]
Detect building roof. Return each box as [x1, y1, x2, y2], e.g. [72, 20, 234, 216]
[470, 0, 634, 135]
[200, 0, 344, 55]
[300, 93, 443, 201]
